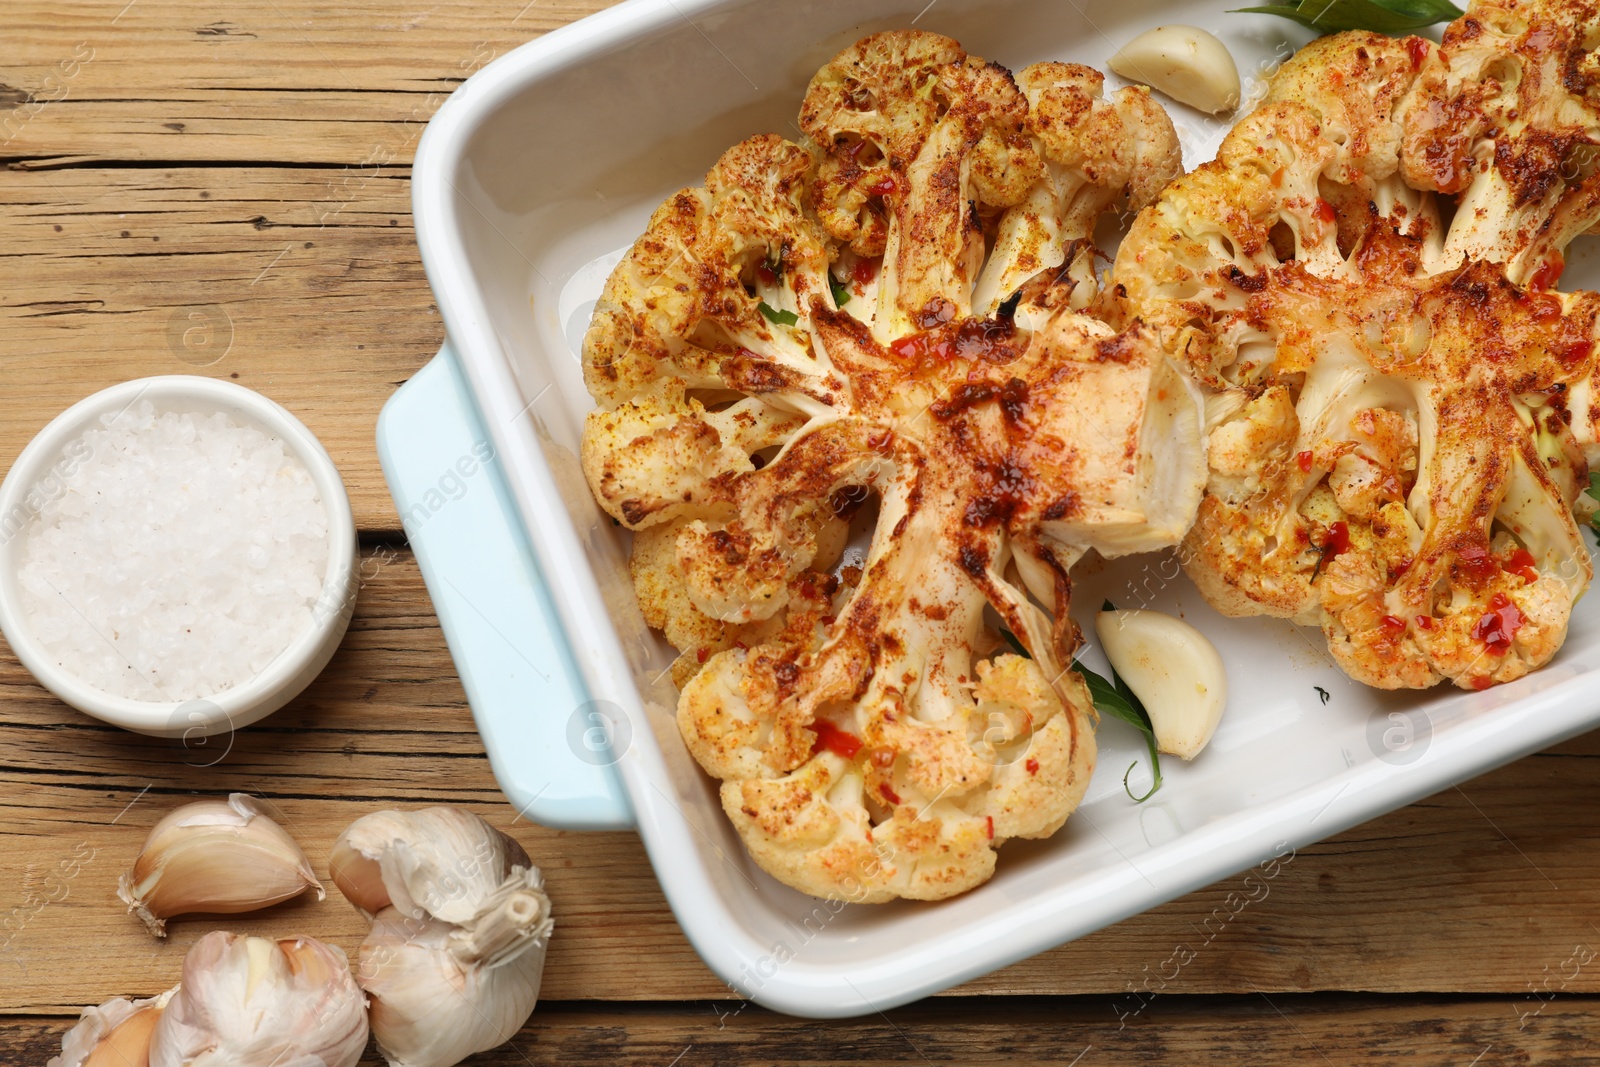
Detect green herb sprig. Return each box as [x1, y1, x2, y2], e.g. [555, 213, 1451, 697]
[1081, 601, 1164, 802]
[1232, 0, 1462, 33]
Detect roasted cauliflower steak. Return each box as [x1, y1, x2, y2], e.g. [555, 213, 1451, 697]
[1116, 2, 1600, 691]
[580, 31, 1199, 901]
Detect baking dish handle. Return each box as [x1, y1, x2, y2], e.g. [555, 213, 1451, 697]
[376, 344, 635, 830]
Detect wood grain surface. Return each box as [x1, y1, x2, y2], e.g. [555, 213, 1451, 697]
[7, 996, 1600, 1066]
[3, 1, 1599, 1064]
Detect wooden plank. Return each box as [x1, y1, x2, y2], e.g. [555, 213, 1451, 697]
[4, 549, 1600, 1009]
[6, 995, 1598, 1065]
[0, 1, 622, 166]
[0, 0, 629, 529]
[0, 166, 438, 533]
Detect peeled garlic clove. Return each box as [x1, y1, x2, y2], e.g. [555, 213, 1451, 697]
[117, 793, 323, 937]
[1095, 609, 1228, 760]
[333, 807, 553, 1067]
[330, 806, 531, 923]
[48, 989, 175, 1067]
[148, 932, 368, 1067]
[1109, 25, 1241, 115]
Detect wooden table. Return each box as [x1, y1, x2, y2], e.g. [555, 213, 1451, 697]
[2, 3, 1598, 1063]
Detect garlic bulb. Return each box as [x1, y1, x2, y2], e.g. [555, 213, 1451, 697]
[1096, 608, 1229, 760]
[49, 988, 174, 1067]
[118, 793, 323, 936]
[330, 806, 530, 923]
[148, 932, 368, 1067]
[1109, 25, 1241, 115]
[332, 807, 554, 1067]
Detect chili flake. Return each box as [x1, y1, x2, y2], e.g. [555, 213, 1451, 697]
[1471, 592, 1524, 654]
[811, 720, 863, 759]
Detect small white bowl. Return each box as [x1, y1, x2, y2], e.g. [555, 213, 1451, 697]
[0, 376, 358, 738]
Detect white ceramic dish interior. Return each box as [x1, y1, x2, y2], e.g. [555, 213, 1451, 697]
[0, 376, 358, 738]
[411, 0, 1600, 1017]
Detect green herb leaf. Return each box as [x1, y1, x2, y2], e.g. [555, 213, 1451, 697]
[758, 301, 799, 327]
[829, 274, 852, 308]
[1073, 657, 1164, 802]
[1231, 0, 1461, 33]
[999, 628, 1031, 659]
[1363, 0, 1463, 22]
[1075, 660, 1145, 732]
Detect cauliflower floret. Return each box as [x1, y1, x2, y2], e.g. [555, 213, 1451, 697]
[584, 135, 841, 409]
[583, 380, 808, 528]
[975, 64, 1181, 314]
[1400, 1, 1600, 284]
[1115, 8, 1600, 691]
[1329, 408, 1416, 520]
[628, 520, 812, 688]
[802, 32, 1047, 342]
[1206, 385, 1299, 500]
[800, 31, 972, 260]
[581, 31, 1194, 901]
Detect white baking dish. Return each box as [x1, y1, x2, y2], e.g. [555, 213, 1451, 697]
[405, 0, 1600, 1017]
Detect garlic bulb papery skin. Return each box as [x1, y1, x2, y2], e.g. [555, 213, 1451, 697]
[1096, 609, 1229, 760]
[330, 806, 530, 923]
[48, 988, 175, 1067]
[360, 874, 552, 1067]
[118, 793, 323, 936]
[331, 808, 554, 1067]
[147, 932, 368, 1067]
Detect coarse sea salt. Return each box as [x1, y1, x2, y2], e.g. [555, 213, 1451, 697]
[17, 401, 330, 702]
